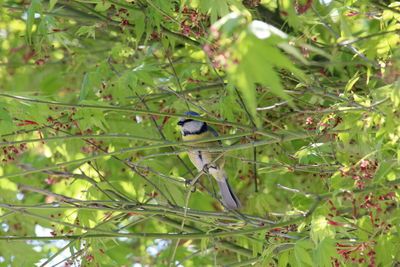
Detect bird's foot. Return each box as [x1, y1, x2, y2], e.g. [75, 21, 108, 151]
[202, 164, 211, 174]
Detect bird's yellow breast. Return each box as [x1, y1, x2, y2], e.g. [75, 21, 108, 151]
[182, 131, 219, 147]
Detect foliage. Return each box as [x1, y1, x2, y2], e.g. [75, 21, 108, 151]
[0, 0, 400, 266]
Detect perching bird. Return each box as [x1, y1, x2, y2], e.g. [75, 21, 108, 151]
[177, 111, 241, 209]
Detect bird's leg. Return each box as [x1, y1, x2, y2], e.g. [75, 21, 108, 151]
[202, 164, 210, 174]
[203, 164, 218, 175]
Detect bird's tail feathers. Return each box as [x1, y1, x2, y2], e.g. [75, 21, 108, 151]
[216, 175, 241, 209]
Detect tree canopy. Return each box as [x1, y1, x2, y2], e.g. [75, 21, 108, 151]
[1, 0, 400, 266]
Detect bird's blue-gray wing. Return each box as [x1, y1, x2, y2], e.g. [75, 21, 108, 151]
[207, 125, 222, 145]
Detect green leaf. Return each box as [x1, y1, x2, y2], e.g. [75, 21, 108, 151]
[345, 72, 360, 92]
[294, 239, 313, 266]
[218, 17, 304, 123]
[37, 15, 56, 37]
[80, 72, 91, 101]
[0, 240, 42, 266]
[202, 0, 230, 23]
[0, 106, 12, 124]
[231, 63, 258, 125]
[374, 161, 395, 182]
[75, 100, 109, 131]
[280, 0, 301, 29]
[49, 0, 58, 11]
[340, 16, 353, 39]
[76, 25, 96, 39]
[375, 235, 396, 266]
[311, 216, 336, 245]
[261, 243, 284, 265]
[313, 238, 337, 267]
[200, 238, 209, 252]
[95, 0, 111, 11]
[330, 171, 352, 190]
[26, 0, 42, 43]
[358, 216, 373, 240]
[291, 194, 314, 211]
[241, 39, 286, 93]
[278, 250, 290, 267]
[278, 42, 309, 65]
[133, 11, 145, 47]
[39, 70, 63, 94]
[107, 243, 133, 265]
[382, 2, 400, 21]
[391, 79, 400, 107]
[163, 183, 185, 206]
[294, 143, 330, 165]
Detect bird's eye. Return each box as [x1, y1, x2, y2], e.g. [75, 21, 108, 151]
[177, 119, 193, 126]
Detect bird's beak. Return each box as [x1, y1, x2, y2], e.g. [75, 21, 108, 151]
[177, 121, 184, 126]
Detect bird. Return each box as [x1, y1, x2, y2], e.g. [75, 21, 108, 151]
[177, 111, 241, 209]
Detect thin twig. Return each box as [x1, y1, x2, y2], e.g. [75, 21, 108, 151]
[17, 184, 78, 202]
[276, 184, 317, 197]
[257, 101, 287, 110]
[126, 83, 226, 100]
[127, 161, 185, 184]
